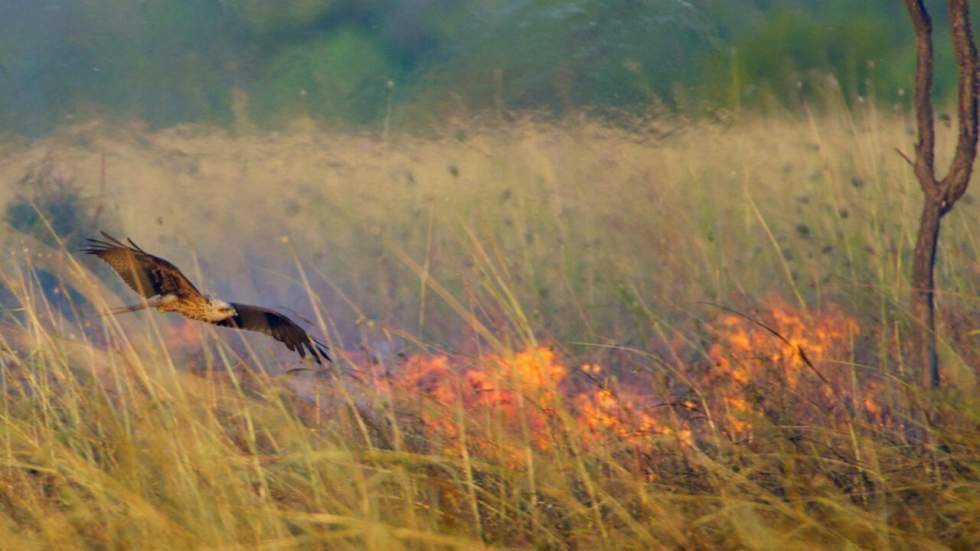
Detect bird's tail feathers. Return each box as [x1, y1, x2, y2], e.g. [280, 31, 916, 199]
[101, 303, 151, 317]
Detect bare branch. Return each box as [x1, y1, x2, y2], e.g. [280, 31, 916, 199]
[904, 0, 938, 193]
[940, 0, 979, 211]
[895, 147, 915, 167]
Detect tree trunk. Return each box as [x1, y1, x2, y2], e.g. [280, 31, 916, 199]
[903, 0, 978, 389]
[910, 199, 942, 388]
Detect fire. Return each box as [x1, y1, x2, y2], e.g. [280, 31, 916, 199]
[580, 363, 602, 375]
[487, 347, 567, 406]
[373, 298, 880, 461]
[574, 388, 692, 447]
[705, 299, 868, 436]
[709, 302, 860, 391]
[386, 348, 568, 459]
[723, 396, 752, 434]
[385, 346, 690, 459]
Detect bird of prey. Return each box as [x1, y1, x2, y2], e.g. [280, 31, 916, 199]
[82, 232, 330, 364]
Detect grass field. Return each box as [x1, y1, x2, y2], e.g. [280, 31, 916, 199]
[0, 106, 978, 549]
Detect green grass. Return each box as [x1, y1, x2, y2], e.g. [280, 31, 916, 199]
[0, 106, 978, 549]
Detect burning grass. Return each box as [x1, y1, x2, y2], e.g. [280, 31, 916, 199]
[0, 111, 979, 548]
[1, 254, 977, 549]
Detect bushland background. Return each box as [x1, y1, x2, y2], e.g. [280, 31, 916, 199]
[0, 0, 956, 134]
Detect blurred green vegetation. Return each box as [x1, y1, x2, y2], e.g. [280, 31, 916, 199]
[0, 0, 969, 134]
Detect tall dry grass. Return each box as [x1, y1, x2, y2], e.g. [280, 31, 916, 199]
[0, 107, 978, 549]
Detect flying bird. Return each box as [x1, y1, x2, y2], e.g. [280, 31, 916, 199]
[82, 232, 330, 364]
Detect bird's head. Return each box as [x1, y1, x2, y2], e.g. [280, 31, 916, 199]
[204, 296, 236, 322]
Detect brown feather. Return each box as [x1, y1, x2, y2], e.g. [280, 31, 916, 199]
[82, 231, 202, 300]
[214, 303, 331, 364]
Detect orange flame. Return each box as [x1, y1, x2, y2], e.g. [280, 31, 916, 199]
[706, 299, 863, 436]
[372, 298, 878, 462]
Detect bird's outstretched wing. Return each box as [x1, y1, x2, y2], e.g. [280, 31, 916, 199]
[82, 232, 203, 300]
[214, 303, 331, 364]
